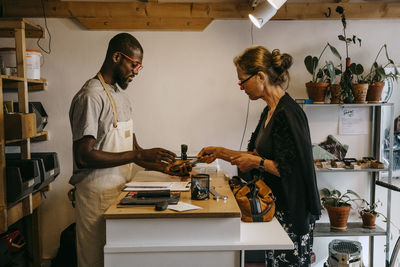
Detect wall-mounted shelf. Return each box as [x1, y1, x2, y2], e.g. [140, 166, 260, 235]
[0, 75, 47, 91]
[314, 222, 386, 237]
[0, 18, 45, 38]
[5, 131, 48, 145]
[300, 103, 394, 108]
[316, 168, 388, 173]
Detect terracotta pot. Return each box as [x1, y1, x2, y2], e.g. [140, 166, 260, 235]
[352, 83, 369, 104]
[330, 84, 342, 104]
[325, 204, 351, 230]
[360, 211, 378, 229]
[367, 81, 385, 103]
[306, 82, 329, 104]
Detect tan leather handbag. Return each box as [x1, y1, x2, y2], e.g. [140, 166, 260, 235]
[230, 176, 275, 222]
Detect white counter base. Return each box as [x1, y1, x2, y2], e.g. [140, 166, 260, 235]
[104, 218, 293, 267]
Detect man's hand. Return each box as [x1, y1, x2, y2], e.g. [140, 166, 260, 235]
[197, 147, 219, 164]
[230, 154, 260, 173]
[164, 160, 193, 177]
[135, 148, 176, 164]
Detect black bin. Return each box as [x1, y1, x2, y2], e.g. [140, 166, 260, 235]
[6, 152, 60, 190]
[6, 159, 41, 203]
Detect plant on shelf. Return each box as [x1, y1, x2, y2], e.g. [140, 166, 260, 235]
[320, 188, 363, 230]
[349, 62, 369, 104]
[359, 199, 382, 229]
[336, 5, 362, 104]
[304, 42, 342, 104]
[359, 199, 400, 233]
[363, 44, 400, 103]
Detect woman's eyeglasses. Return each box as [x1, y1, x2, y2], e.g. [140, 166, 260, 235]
[238, 73, 256, 89]
[119, 52, 143, 72]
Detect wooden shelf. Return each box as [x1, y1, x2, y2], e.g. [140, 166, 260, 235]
[0, 18, 45, 38]
[314, 222, 387, 237]
[5, 131, 48, 145]
[0, 75, 47, 91]
[0, 190, 43, 233]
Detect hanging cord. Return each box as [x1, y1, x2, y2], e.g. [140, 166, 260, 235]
[37, 0, 52, 55]
[239, 23, 254, 151]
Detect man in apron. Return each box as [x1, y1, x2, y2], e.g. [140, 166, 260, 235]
[69, 33, 176, 267]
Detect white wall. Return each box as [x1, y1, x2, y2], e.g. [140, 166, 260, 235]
[2, 17, 400, 266]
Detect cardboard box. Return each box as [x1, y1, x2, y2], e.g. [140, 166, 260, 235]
[4, 113, 37, 140]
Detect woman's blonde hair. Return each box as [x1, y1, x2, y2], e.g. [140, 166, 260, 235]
[233, 46, 293, 87]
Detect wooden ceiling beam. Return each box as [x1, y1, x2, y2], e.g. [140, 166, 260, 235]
[2, 1, 400, 31]
[77, 17, 213, 31]
[3, 1, 400, 20]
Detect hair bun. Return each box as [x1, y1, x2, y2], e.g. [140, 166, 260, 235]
[271, 49, 293, 73]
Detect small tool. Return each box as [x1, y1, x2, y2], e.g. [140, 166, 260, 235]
[209, 186, 228, 200]
[181, 144, 188, 160]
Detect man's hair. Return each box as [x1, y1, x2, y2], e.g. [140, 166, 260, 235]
[106, 33, 143, 57]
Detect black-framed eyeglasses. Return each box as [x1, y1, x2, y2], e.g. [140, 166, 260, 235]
[238, 73, 257, 89]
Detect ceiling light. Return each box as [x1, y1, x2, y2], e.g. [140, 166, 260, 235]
[249, 0, 287, 28]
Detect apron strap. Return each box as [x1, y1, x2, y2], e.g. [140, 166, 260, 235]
[97, 72, 118, 128]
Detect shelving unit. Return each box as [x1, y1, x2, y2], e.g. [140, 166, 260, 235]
[0, 18, 48, 267]
[301, 103, 394, 267]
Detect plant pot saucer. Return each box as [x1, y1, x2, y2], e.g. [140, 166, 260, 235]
[362, 224, 376, 229]
[355, 101, 368, 104]
[330, 225, 347, 231]
[368, 101, 381, 103]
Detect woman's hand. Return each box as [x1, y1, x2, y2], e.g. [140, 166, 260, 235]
[230, 154, 260, 173]
[197, 146, 220, 163]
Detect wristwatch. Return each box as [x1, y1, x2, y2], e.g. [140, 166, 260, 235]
[258, 157, 265, 172]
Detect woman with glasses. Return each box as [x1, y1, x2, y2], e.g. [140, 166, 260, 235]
[198, 46, 321, 266]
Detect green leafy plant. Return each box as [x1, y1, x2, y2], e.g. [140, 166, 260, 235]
[349, 63, 367, 83]
[336, 6, 362, 60]
[363, 44, 400, 84]
[319, 188, 363, 208]
[304, 42, 342, 83]
[359, 199, 382, 215]
[336, 5, 362, 103]
[359, 199, 400, 232]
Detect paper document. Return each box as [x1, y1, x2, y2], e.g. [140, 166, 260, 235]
[168, 202, 202, 212]
[339, 108, 369, 135]
[124, 181, 190, 191]
[125, 182, 172, 188]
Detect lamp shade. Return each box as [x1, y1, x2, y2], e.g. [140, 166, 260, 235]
[268, 0, 286, 9]
[249, 1, 277, 28]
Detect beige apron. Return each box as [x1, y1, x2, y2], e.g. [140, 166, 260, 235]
[75, 73, 134, 267]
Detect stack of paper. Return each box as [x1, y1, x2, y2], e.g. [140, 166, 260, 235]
[124, 181, 190, 191]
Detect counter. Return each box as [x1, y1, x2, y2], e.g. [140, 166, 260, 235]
[104, 171, 293, 267]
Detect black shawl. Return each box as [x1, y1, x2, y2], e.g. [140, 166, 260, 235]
[248, 93, 321, 235]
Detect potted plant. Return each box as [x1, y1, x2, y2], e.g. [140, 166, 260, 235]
[335, 6, 362, 104]
[359, 199, 382, 229]
[304, 42, 341, 104]
[349, 62, 369, 104]
[363, 44, 400, 103]
[320, 188, 362, 230]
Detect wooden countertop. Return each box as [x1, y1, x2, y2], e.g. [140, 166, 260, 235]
[104, 172, 241, 220]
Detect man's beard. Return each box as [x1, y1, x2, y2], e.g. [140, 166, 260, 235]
[114, 67, 129, 90]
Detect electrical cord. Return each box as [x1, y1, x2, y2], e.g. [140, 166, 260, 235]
[37, 0, 52, 55]
[239, 23, 254, 151]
